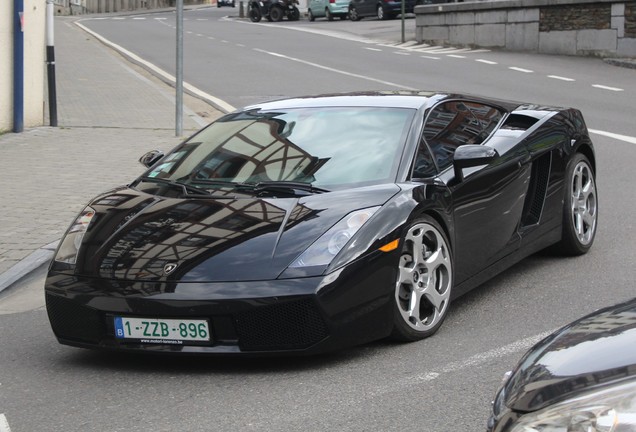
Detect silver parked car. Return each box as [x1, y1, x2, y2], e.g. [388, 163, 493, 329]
[308, 0, 349, 21]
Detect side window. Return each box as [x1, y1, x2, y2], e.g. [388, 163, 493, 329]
[423, 101, 503, 171]
[464, 102, 503, 142]
[412, 137, 436, 178]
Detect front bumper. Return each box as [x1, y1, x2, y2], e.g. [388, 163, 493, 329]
[45, 253, 396, 356]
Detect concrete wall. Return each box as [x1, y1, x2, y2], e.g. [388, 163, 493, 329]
[0, 1, 46, 133]
[415, 0, 636, 57]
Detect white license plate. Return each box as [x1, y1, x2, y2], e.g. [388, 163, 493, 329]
[114, 317, 210, 343]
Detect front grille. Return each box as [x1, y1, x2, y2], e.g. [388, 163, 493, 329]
[234, 298, 329, 351]
[45, 293, 104, 343]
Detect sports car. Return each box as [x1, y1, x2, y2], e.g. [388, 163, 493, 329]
[45, 91, 598, 356]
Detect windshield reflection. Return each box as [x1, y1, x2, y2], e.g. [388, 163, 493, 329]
[145, 107, 415, 190]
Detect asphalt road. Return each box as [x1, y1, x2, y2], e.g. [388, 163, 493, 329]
[1, 7, 635, 432]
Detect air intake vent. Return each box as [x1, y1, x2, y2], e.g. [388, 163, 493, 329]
[46, 293, 104, 343]
[234, 298, 329, 351]
[521, 152, 552, 226]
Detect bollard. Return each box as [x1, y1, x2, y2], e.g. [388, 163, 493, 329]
[239, 0, 244, 18]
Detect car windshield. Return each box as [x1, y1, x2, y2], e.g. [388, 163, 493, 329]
[143, 106, 415, 191]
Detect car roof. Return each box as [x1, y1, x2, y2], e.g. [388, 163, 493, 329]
[244, 91, 445, 111]
[243, 91, 524, 113]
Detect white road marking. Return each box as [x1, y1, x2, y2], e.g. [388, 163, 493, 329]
[421, 55, 440, 60]
[447, 54, 466, 58]
[112, 17, 125, 20]
[365, 47, 382, 51]
[411, 45, 442, 51]
[394, 52, 410, 55]
[476, 59, 497, 65]
[233, 17, 379, 44]
[196, 33, 204, 37]
[207, 36, 215, 40]
[0, 414, 11, 432]
[74, 21, 237, 113]
[253, 48, 416, 90]
[589, 129, 636, 145]
[428, 48, 466, 54]
[237, 44, 246, 47]
[196, 18, 208, 21]
[548, 75, 575, 82]
[592, 84, 624, 91]
[509, 66, 533, 73]
[369, 331, 554, 397]
[414, 331, 553, 382]
[132, 17, 146, 20]
[394, 41, 420, 48]
[154, 17, 167, 20]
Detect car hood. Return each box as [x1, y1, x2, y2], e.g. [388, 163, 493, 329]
[500, 298, 636, 413]
[72, 184, 400, 282]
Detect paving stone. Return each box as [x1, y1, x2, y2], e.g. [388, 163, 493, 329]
[0, 16, 221, 290]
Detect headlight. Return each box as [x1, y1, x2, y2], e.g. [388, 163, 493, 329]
[54, 206, 96, 265]
[509, 378, 636, 432]
[289, 207, 379, 268]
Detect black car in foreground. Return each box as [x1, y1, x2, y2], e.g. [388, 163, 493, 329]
[45, 91, 598, 356]
[488, 298, 636, 432]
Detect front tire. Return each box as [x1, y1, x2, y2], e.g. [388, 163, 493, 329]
[326, 8, 333, 20]
[349, 6, 361, 21]
[288, 6, 300, 20]
[554, 153, 598, 255]
[391, 217, 453, 341]
[269, 5, 284, 21]
[308, 8, 315, 21]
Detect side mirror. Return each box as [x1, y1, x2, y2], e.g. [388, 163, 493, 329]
[453, 145, 498, 182]
[139, 150, 165, 168]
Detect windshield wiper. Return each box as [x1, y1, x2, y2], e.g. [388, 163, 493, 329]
[241, 181, 329, 196]
[134, 176, 212, 196]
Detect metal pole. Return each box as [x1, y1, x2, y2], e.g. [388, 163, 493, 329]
[401, 0, 405, 43]
[46, 0, 58, 127]
[175, 0, 183, 137]
[13, 0, 24, 133]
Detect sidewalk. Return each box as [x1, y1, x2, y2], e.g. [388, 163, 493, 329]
[0, 15, 222, 293]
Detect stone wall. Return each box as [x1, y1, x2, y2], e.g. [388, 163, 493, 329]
[415, 0, 636, 57]
[627, 2, 636, 37]
[539, 3, 610, 31]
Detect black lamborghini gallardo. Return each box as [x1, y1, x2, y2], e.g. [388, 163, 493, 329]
[45, 92, 597, 355]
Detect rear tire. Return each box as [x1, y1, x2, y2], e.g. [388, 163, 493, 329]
[377, 5, 387, 20]
[249, 5, 262, 22]
[326, 8, 333, 20]
[391, 217, 453, 342]
[553, 153, 598, 255]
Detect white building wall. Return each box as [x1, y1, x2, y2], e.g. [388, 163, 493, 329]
[0, 0, 46, 132]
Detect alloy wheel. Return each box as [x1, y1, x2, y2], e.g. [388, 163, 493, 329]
[395, 221, 452, 333]
[570, 159, 597, 245]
